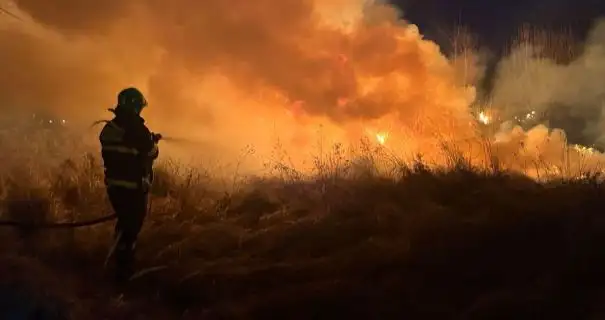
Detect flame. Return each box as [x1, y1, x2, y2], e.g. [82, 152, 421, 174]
[514, 110, 537, 122]
[376, 132, 389, 145]
[478, 111, 491, 125]
[572, 144, 598, 155]
[363, 127, 390, 146]
[5, 0, 605, 179]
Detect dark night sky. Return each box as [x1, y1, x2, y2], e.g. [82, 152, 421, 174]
[389, 0, 605, 53]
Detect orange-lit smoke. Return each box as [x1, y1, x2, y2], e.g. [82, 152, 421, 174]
[0, 0, 482, 173]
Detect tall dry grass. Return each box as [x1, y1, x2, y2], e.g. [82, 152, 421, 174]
[1, 128, 605, 318]
[2, 23, 605, 319]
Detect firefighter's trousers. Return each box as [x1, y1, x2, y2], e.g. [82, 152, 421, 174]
[107, 186, 149, 281]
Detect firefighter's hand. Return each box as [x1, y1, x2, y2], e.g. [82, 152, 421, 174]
[152, 133, 163, 143]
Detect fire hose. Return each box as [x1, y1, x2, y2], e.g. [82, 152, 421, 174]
[0, 117, 200, 229]
[0, 213, 117, 228]
[0, 187, 157, 229]
[0, 121, 165, 229]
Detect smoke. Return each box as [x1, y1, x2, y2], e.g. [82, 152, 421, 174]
[456, 19, 605, 177]
[489, 20, 605, 148]
[2, 0, 605, 178]
[0, 0, 481, 171]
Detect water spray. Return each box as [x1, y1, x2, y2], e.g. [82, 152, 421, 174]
[0, 5, 23, 21]
[91, 120, 200, 145]
[159, 136, 203, 144]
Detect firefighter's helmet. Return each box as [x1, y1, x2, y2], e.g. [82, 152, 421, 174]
[117, 87, 147, 114]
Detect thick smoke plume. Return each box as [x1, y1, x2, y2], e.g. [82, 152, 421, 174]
[468, 20, 605, 177]
[489, 21, 605, 149]
[1, 0, 604, 177]
[0, 0, 478, 171]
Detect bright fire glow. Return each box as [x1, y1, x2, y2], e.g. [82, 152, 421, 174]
[572, 144, 598, 155]
[376, 132, 389, 145]
[478, 111, 491, 125]
[3, 0, 605, 179]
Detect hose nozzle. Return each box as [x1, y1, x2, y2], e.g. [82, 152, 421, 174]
[152, 133, 163, 143]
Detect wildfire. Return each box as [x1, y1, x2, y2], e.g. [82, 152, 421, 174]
[364, 127, 390, 146]
[514, 110, 537, 122]
[572, 144, 598, 155]
[376, 132, 389, 145]
[478, 111, 491, 125]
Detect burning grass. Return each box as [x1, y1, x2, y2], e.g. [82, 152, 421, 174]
[3, 0, 605, 316]
[1, 147, 605, 319]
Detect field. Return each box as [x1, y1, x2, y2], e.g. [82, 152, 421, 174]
[2, 2, 605, 318]
[1, 149, 605, 319]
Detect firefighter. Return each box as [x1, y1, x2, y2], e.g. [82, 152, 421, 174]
[99, 87, 161, 282]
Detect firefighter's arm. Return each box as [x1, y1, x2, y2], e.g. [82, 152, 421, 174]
[149, 132, 160, 160]
[126, 124, 159, 160]
[152, 133, 162, 143]
[99, 122, 125, 159]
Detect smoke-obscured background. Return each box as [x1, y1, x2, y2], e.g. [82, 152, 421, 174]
[2, 0, 605, 176]
[401, 0, 605, 149]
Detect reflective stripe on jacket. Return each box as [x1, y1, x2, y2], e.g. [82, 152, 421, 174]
[99, 115, 158, 190]
[105, 178, 138, 189]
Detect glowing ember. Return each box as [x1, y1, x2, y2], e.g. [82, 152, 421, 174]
[376, 132, 389, 145]
[514, 110, 537, 122]
[478, 111, 491, 125]
[572, 144, 598, 155]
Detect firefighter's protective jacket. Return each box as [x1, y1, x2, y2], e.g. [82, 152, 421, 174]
[99, 107, 159, 190]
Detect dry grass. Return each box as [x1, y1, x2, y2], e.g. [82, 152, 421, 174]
[1, 146, 605, 319]
[0, 23, 602, 318]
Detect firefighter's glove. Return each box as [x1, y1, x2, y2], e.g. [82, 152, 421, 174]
[142, 177, 152, 193]
[152, 133, 163, 143]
